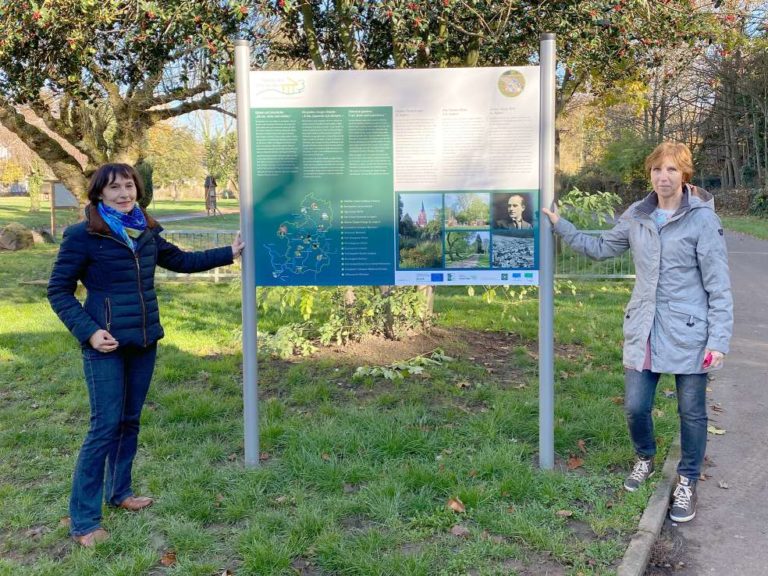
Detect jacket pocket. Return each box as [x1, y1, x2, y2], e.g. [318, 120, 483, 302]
[104, 298, 112, 332]
[622, 301, 645, 348]
[666, 301, 707, 348]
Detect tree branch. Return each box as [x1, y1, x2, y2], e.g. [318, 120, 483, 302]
[210, 105, 235, 118]
[144, 91, 224, 122]
[0, 102, 90, 198]
[151, 81, 213, 106]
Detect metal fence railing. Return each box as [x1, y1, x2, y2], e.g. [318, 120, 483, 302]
[156, 230, 240, 281]
[554, 230, 636, 279]
[156, 230, 635, 282]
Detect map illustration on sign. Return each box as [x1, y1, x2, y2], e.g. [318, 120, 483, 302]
[264, 194, 334, 281]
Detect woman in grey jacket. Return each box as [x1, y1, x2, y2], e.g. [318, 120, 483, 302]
[542, 142, 733, 523]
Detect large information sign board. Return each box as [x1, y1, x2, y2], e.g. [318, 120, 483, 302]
[250, 67, 540, 287]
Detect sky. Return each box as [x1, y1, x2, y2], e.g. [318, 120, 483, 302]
[399, 193, 443, 223]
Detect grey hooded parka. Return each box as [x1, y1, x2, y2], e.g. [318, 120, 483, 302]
[553, 185, 733, 374]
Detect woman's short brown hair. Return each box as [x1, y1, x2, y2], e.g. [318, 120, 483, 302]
[644, 142, 694, 183]
[86, 163, 145, 206]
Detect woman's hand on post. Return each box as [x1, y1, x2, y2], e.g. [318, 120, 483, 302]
[541, 207, 560, 226]
[89, 329, 118, 353]
[231, 231, 245, 259]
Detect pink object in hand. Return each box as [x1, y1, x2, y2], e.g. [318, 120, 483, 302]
[703, 352, 713, 369]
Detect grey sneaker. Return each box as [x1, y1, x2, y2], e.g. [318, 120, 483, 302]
[623, 457, 654, 492]
[669, 475, 697, 522]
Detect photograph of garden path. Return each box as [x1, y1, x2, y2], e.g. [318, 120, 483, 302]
[445, 231, 490, 268]
[0, 237, 680, 575]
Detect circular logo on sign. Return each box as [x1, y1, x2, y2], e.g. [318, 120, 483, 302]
[498, 70, 525, 97]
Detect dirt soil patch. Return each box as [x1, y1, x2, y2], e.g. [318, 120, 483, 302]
[303, 326, 585, 378]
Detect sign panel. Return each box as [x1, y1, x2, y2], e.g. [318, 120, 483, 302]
[250, 67, 540, 286]
[53, 182, 79, 208]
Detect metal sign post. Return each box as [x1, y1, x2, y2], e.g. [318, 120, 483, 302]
[234, 37, 557, 470]
[538, 33, 557, 470]
[235, 39, 260, 467]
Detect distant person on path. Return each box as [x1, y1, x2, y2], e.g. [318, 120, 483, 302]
[205, 174, 220, 216]
[494, 193, 533, 229]
[542, 142, 733, 523]
[47, 163, 244, 547]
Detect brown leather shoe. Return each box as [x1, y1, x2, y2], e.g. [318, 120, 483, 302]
[118, 496, 154, 511]
[72, 528, 109, 547]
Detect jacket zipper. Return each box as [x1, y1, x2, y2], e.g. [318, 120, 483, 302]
[134, 253, 147, 347]
[105, 298, 112, 331]
[95, 232, 148, 346]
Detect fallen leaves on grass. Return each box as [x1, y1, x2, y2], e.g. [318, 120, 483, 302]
[450, 524, 471, 537]
[447, 497, 466, 513]
[160, 550, 177, 567]
[556, 510, 574, 518]
[611, 396, 624, 405]
[567, 454, 584, 470]
[577, 439, 587, 454]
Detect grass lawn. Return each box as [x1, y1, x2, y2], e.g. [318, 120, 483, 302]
[721, 215, 768, 240]
[148, 198, 240, 219]
[0, 197, 80, 232]
[0, 197, 241, 231]
[161, 212, 241, 232]
[0, 242, 681, 575]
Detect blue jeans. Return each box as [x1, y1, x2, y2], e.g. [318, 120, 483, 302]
[624, 369, 707, 480]
[69, 344, 157, 536]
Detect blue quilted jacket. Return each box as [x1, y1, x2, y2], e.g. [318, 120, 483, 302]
[48, 205, 234, 348]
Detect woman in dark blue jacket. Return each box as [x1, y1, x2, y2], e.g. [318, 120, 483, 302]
[47, 163, 244, 547]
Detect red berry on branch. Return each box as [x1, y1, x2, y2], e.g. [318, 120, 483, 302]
[32, 10, 41, 20]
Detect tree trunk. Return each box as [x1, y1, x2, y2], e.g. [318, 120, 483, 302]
[300, 0, 325, 70]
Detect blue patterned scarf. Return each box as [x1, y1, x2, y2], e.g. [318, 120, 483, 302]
[97, 203, 147, 251]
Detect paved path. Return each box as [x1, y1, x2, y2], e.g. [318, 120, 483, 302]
[652, 230, 768, 574]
